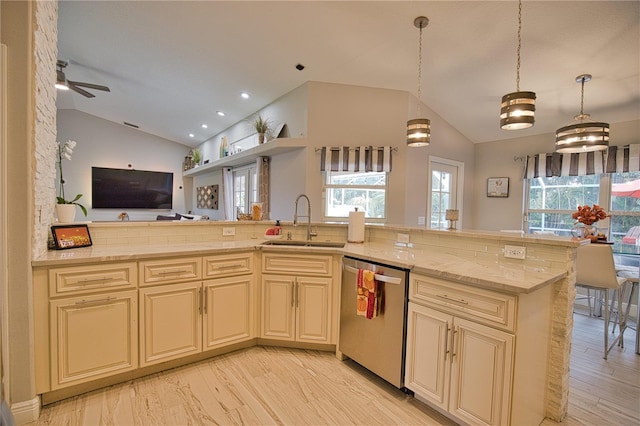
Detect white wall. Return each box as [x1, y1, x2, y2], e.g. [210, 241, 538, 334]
[191, 81, 478, 228]
[197, 84, 309, 165]
[404, 95, 476, 228]
[56, 109, 191, 221]
[474, 119, 640, 231]
[306, 82, 409, 225]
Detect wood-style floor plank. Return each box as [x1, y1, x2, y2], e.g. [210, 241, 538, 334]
[32, 312, 639, 426]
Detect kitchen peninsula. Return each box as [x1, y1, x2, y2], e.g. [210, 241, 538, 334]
[32, 220, 577, 424]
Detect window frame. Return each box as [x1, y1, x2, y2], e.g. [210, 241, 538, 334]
[232, 163, 257, 215]
[427, 156, 464, 230]
[322, 170, 388, 222]
[525, 172, 640, 240]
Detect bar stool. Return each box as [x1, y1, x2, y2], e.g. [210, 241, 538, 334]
[615, 266, 639, 335]
[576, 244, 632, 359]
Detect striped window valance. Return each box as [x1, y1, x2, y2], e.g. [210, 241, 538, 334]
[606, 145, 640, 173]
[525, 151, 606, 178]
[319, 146, 393, 172]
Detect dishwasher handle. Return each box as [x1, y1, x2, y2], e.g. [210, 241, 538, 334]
[343, 264, 403, 285]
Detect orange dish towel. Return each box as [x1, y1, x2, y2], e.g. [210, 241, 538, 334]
[357, 269, 378, 319]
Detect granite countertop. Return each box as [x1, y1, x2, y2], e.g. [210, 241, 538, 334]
[33, 239, 567, 294]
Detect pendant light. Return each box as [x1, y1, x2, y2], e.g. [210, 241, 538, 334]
[500, 0, 536, 130]
[407, 16, 430, 147]
[555, 74, 609, 153]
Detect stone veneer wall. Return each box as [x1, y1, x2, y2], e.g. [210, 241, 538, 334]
[32, 0, 58, 258]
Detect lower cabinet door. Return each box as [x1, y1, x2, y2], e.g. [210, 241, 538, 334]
[139, 281, 202, 366]
[404, 302, 451, 410]
[50, 290, 138, 389]
[296, 276, 331, 343]
[449, 317, 514, 426]
[261, 275, 295, 341]
[203, 276, 253, 350]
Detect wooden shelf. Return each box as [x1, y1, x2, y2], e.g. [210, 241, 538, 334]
[183, 138, 307, 177]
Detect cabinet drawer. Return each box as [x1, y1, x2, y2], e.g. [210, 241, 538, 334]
[139, 257, 202, 286]
[262, 253, 332, 276]
[410, 274, 517, 332]
[49, 262, 137, 297]
[203, 252, 253, 278]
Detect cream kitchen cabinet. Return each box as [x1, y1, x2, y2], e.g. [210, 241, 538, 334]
[203, 276, 253, 348]
[261, 253, 334, 344]
[139, 253, 255, 366]
[45, 263, 138, 390]
[139, 280, 202, 366]
[405, 273, 552, 426]
[203, 252, 255, 349]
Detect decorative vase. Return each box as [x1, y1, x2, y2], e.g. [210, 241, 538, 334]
[258, 133, 265, 144]
[571, 223, 597, 239]
[56, 204, 76, 223]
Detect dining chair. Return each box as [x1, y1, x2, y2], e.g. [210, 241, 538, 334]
[614, 265, 639, 335]
[576, 244, 631, 359]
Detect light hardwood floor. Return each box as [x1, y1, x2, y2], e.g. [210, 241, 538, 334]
[33, 313, 639, 426]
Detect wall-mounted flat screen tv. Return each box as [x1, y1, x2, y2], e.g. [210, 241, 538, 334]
[92, 167, 173, 209]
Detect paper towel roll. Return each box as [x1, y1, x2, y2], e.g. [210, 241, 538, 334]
[348, 210, 365, 243]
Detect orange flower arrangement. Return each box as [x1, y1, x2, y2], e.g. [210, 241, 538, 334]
[572, 204, 609, 225]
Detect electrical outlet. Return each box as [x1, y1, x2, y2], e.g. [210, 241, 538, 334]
[504, 245, 526, 259]
[417, 216, 425, 226]
[222, 227, 235, 236]
[397, 233, 410, 244]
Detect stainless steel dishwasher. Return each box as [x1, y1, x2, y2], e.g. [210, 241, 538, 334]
[339, 256, 409, 389]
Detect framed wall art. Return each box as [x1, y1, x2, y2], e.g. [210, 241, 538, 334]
[197, 184, 219, 209]
[487, 177, 509, 197]
[51, 224, 93, 249]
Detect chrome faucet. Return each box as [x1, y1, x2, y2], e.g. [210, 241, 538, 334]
[293, 194, 317, 241]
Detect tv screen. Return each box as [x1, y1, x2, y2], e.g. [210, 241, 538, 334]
[92, 167, 173, 209]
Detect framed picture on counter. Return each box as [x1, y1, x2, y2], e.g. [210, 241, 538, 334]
[51, 224, 93, 250]
[487, 177, 509, 197]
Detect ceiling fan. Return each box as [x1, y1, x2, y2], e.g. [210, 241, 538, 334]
[55, 60, 110, 98]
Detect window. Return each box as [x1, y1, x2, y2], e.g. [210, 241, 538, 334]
[526, 173, 640, 239]
[428, 157, 463, 229]
[323, 171, 387, 221]
[610, 171, 640, 242]
[526, 175, 600, 236]
[233, 164, 257, 215]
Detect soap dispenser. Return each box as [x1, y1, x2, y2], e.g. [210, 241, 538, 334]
[275, 220, 282, 235]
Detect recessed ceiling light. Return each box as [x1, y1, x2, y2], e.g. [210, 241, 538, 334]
[189, 133, 195, 138]
[241, 92, 250, 99]
[201, 124, 208, 129]
[217, 111, 225, 117]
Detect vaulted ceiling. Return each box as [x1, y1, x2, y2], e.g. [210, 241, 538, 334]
[57, 1, 640, 148]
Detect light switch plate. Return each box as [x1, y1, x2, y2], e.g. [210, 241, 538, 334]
[504, 245, 526, 259]
[417, 216, 425, 226]
[222, 227, 236, 236]
[397, 233, 410, 243]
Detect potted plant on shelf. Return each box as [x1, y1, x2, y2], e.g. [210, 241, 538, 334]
[191, 148, 202, 166]
[250, 114, 271, 144]
[56, 139, 87, 223]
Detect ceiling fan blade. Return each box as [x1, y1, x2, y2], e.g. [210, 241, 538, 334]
[67, 79, 110, 92]
[67, 82, 95, 98]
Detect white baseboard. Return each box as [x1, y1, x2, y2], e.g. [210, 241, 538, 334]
[11, 396, 40, 425]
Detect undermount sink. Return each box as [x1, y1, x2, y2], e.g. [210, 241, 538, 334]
[261, 240, 345, 248]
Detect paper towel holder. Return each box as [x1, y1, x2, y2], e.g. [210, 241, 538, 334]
[348, 207, 365, 243]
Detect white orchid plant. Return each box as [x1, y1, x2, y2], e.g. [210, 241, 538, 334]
[56, 140, 87, 216]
